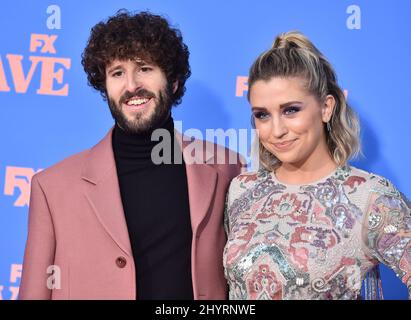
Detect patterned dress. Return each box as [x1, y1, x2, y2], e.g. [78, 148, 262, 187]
[223, 165, 411, 300]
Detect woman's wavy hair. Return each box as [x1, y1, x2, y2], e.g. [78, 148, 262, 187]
[81, 10, 191, 105]
[248, 31, 361, 170]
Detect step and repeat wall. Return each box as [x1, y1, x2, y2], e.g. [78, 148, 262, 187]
[0, 0, 410, 299]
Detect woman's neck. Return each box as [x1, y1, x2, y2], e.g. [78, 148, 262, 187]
[274, 143, 338, 185]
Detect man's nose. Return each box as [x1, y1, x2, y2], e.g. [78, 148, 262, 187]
[125, 74, 142, 92]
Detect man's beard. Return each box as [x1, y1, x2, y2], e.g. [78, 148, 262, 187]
[107, 83, 173, 134]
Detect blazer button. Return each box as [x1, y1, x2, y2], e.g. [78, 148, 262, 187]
[116, 256, 127, 268]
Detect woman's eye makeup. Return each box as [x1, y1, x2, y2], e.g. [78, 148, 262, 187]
[252, 104, 302, 120]
[253, 111, 270, 120]
[283, 106, 301, 115]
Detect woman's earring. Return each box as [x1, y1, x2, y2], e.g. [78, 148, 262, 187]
[326, 121, 331, 132]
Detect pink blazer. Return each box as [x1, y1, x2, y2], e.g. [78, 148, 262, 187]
[19, 129, 244, 299]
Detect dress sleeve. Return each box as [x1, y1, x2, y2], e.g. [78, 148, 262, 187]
[224, 178, 237, 236]
[224, 192, 230, 236]
[223, 175, 243, 236]
[363, 176, 411, 298]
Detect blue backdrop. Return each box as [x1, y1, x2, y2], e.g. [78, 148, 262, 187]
[0, 0, 410, 300]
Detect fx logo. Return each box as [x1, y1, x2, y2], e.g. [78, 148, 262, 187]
[30, 34, 58, 54]
[0, 264, 21, 300]
[3, 166, 42, 207]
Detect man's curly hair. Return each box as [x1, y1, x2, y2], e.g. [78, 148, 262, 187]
[81, 10, 191, 105]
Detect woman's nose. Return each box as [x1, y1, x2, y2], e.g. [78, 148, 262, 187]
[271, 116, 288, 138]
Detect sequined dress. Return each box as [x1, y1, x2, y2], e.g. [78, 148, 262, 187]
[223, 166, 411, 299]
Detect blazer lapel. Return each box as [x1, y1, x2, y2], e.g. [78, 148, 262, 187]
[80, 128, 218, 256]
[176, 131, 218, 235]
[81, 128, 133, 257]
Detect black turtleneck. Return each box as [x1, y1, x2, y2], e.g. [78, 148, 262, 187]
[112, 116, 193, 300]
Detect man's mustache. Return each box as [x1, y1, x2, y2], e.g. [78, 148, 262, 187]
[119, 88, 156, 105]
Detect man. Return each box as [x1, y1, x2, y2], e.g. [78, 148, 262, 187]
[19, 10, 244, 299]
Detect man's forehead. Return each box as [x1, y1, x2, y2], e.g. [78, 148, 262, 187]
[132, 57, 150, 65]
[106, 57, 154, 69]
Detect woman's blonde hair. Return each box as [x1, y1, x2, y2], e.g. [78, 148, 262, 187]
[248, 31, 360, 170]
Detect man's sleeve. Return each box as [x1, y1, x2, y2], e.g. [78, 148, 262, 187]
[19, 175, 55, 300]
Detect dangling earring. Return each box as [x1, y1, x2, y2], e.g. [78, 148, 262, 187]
[326, 121, 331, 132]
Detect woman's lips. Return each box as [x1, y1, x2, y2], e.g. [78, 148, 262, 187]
[272, 139, 297, 151]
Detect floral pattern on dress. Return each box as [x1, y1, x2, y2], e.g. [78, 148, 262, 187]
[224, 166, 411, 299]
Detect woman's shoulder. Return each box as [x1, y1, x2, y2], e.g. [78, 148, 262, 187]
[345, 165, 401, 197]
[231, 167, 273, 186]
[229, 170, 259, 192]
[232, 170, 260, 183]
[227, 169, 270, 200]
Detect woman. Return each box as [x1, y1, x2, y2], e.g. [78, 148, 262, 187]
[223, 31, 411, 300]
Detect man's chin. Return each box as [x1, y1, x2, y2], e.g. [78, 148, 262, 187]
[109, 91, 172, 134]
[120, 119, 153, 134]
